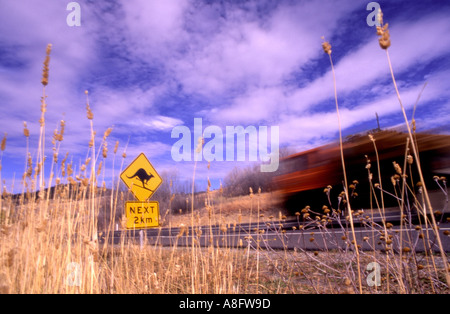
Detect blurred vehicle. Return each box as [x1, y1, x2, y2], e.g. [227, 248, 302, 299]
[274, 130, 450, 215]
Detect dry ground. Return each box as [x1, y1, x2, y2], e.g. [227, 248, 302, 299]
[162, 191, 287, 228]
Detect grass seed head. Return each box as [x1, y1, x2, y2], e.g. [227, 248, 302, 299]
[402, 247, 411, 253]
[59, 120, 65, 139]
[102, 142, 108, 158]
[195, 136, 204, 153]
[376, 10, 391, 49]
[378, 25, 391, 49]
[321, 36, 332, 55]
[391, 176, 397, 187]
[407, 155, 413, 165]
[41, 44, 52, 86]
[1, 133, 6, 151]
[97, 161, 103, 177]
[393, 161, 402, 175]
[85, 91, 94, 120]
[88, 131, 96, 148]
[23, 122, 30, 138]
[103, 127, 113, 140]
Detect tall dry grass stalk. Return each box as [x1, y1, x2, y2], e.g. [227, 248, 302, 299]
[0, 133, 6, 223]
[367, 134, 392, 293]
[322, 37, 363, 293]
[0, 45, 101, 293]
[38, 44, 52, 194]
[376, 9, 450, 286]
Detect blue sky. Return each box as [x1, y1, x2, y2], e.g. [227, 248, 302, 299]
[1, 0, 450, 192]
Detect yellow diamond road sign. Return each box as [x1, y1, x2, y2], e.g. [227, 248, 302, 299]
[120, 153, 162, 202]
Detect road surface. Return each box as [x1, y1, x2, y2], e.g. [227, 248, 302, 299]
[99, 209, 450, 252]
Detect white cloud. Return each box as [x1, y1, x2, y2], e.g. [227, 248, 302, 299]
[120, 0, 190, 63]
[278, 68, 450, 147]
[171, 0, 356, 100]
[142, 115, 183, 131]
[208, 11, 450, 148]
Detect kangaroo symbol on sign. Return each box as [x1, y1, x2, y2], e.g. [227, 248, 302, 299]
[127, 168, 155, 191]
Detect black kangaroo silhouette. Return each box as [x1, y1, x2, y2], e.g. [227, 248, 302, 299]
[127, 168, 154, 190]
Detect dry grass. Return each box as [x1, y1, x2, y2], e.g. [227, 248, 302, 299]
[166, 191, 284, 227]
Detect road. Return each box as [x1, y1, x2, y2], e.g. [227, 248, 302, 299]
[99, 209, 450, 253]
